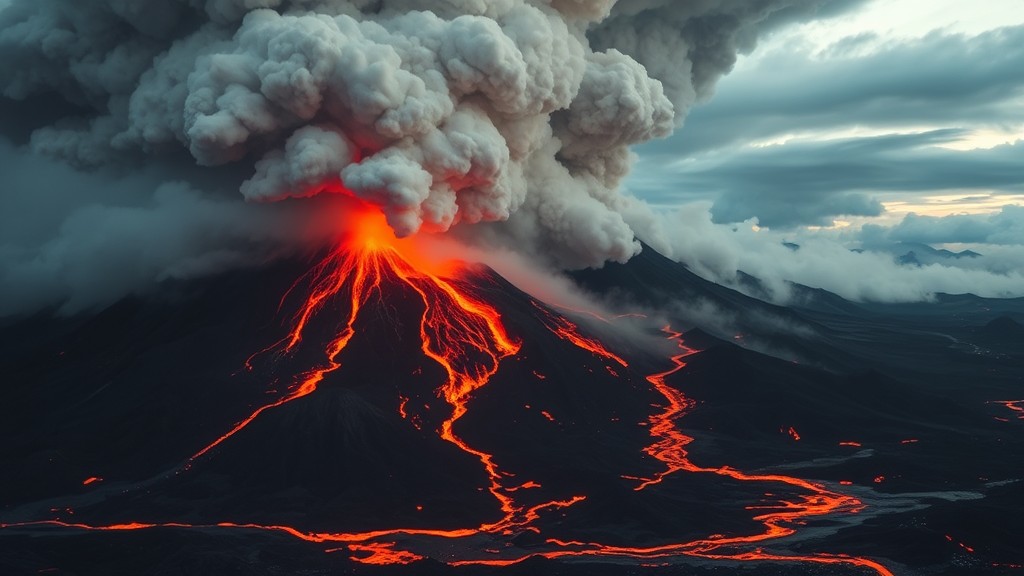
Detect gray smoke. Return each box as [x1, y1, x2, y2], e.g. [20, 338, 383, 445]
[0, 0, 859, 315]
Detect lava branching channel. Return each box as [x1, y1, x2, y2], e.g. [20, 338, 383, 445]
[2, 213, 892, 575]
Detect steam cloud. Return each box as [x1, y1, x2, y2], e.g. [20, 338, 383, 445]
[0, 0, 856, 315]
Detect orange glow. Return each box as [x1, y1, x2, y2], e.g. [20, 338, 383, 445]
[532, 302, 628, 368]
[3, 211, 891, 576]
[630, 326, 699, 491]
[945, 534, 976, 554]
[347, 542, 424, 565]
[603, 326, 892, 575]
[991, 400, 1024, 419]
[190, 206, 590, 537]
[189, 206, 512, 464]
[141, 203, 577, 556]
[81, 477, 102, 486]
[550, 302, 614, 324]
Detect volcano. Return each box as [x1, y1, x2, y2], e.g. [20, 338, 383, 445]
[1, 228, 1023, 576]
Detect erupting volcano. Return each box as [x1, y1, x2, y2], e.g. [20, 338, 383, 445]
[4, 1, 1024, 573]
[0, 204, 901, 575]
[190, 205, 521, 468]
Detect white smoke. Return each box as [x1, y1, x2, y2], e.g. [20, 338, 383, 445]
[651, 203, 1024, 303]
[0, 0, 857, 315]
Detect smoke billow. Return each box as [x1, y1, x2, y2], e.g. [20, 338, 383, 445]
[652, 203, 1024, 304]
[0, 0, 857, 315]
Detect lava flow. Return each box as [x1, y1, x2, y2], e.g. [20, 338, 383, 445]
[533, 302, 630, 370]
[991, 399, 1024, 420]
[2, 207, 893, 574]
[616, 328, 890, 574]
[185, 205, 594, 536]
[482, 325, 891, 576]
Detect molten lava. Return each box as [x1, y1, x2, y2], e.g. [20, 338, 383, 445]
[2, 207, 894, 574]
[187, 207, 593, 538]
[991, 399, 1024, 420]
[552, 327, 892, 576]
[191, 208, 519, 466]
[532, 302, 629, 368]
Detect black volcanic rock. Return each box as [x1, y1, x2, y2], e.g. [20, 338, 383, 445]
[980, 315, 1024, 338]
[570, 242, 866, 372]
[0, 260, 314, 506]
[570, 242, 790, 317]
[785, 282, 869, 316]
[678, 327, 728, 351]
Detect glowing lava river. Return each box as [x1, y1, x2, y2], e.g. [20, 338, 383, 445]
[0, 208, 893, 575]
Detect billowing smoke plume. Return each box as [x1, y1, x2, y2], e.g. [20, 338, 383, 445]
[0, 0, 857, 315]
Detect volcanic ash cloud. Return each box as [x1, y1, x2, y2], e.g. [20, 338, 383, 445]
[0, 0, 853, 313]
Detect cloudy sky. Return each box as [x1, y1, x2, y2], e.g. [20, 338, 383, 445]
[627, 0, 1024, 301]
[0, 0, 1022, 316]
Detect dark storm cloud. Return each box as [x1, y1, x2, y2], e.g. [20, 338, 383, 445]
[645, 131, 1023, 228]
[627, 24, 1024, 228]
[590, 0, 868, 113]
[616, 16, 1024, 303]
[637, 25, 1024, 161]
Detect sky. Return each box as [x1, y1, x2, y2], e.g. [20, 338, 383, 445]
[0, 0, 1022, 316]
[626, 0, 1024, 301]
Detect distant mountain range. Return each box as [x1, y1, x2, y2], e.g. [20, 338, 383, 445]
[849, 241, 982, 267]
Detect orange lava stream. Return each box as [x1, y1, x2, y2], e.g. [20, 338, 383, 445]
[189, 246, 374, 463]
[450, 540, 893, 575]
[0, 519, 478, 565]
[991, 399, 1024, 419]
[3, 212, 892, 574]
[61, 208, 578, 564]
[532, 302, 629, 368]
[344, 543, 425, 565]
[614, 326, 891, 575]
[472, 324, 890, 574]
[382, 248, 529, 533]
